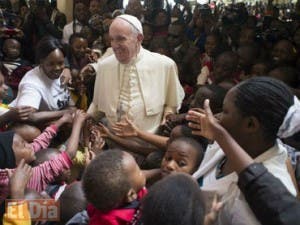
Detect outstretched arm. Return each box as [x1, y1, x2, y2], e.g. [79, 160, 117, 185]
[66, 110, 87, 159]
[98, 123, 159, 156]
[186, 100, 300, 225]
[111, 117, 168, 150]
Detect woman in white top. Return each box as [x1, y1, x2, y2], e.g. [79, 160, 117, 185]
[187, 77, 300, 225]
[10, 36, 74, 123]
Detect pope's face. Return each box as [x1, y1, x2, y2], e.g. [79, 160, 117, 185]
[109, 18, 140, 64]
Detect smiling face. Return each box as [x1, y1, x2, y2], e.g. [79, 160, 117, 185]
[12, 133, 36, 164]
[161, 140, 199, 177]
[40, 49, 65, 80]
[3, 39, 21, 60]
[109, 18, 143, 64]
[71, 37, 88, 59]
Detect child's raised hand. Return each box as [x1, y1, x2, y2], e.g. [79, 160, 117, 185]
[73, 110, 88, 124]
[98, 123, 111, 138]
[204, 194, 223, 225]
[111, 116, 138, 137]
[89, 126, 105, 151]
[186, 99, 220, 140]
[8, 159, 32, 199]
[60, 112, 74, 124]
[84, 146, 96, 167]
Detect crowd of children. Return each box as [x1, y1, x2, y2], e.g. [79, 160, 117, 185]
[1, 0, 300, 224]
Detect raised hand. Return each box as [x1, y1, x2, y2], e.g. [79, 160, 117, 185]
[186, 99, 221, 140]
[111, 116, 139, 137]
[73, 110, 88, 124]
[8, 159, 32, 199]
[98, 123, 111, 138]
[79, 65, 96, 82]
[89, 126, 105, 151]
[204, 194, 223, 225]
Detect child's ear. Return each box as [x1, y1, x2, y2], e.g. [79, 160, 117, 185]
[245, 116, 260, 132]
[125, 188, 138, 203]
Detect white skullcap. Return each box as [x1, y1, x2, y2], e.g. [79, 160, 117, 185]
[116, 14, 143, 35]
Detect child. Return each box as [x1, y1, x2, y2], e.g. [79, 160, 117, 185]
[59, 181, 87, 224]
[1, 38, 32, 97]
[160, 137, 204, 177]
[0, 110, 86, 201]
[140, 173, 211, 225]
[32, 148, 71, 200]
[82, 149, 147, 225]
[197, 33, 222, 85]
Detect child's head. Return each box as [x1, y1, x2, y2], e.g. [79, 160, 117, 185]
[149, 37, 171, 56]
[237, 44, 259, 73]
[32, 148, 71, 183]
[161, 137, 204, 177]
[271, 39, 297, 66]
[2, 38, 21, 60]
[239, 27, 256, 46]
[82, 150, 145, 211]
[213, 51, 239, 83]
[268, 66, 299, 88]
[190, 84, 227, 114]
[69, 33, 89, 60]
[205, 33, 220, 57]
[167, 21, 184, 49]
[0, 130, 36, 169]
[59, 181, 87, 224]
[142, 23, 153, 48]
[250, 61, 270, 77]
[140, 173, 205, 225]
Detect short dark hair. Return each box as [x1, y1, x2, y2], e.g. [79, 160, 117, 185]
[234, 76, 294, 141]
[35, 36, 64, 64]
[69, 32, 87, 46]
[168, 136, 205, 172]
[140, 173, 205, 225]
[82, 149, 131, 211]
[60, 181, 87, 223]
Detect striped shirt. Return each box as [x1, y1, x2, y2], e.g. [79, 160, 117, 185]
[0, 125, 73, 203]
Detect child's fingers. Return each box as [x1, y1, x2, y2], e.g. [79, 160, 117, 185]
[188, 122, 201, 130]
[203, 99, 213, 117]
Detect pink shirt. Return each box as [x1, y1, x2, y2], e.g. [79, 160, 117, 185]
[0, 124, 73, 203]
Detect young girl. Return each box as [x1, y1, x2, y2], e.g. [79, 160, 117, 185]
[0, 110, 87, 201]
[187, 77, 299, 225]
[160, 137, 204, 177]
[197, 33, 222, 85]
[1, 38, 32, 96]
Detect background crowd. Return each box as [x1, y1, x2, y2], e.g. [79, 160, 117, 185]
[1, 0, 300, 225]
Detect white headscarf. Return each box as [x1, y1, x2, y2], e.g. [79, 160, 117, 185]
[277, 96, 300, 138]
